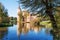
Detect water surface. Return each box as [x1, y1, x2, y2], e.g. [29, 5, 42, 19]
[0, 25, 53, 40]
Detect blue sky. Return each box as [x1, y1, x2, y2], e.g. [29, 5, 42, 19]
[0, 0, 19, 17]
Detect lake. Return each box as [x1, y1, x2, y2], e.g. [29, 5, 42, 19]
[0, 25, 53, 40]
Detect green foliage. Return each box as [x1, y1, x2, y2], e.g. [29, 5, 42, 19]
[19, 0, 60, 13]
[0, 3, 8, 17]
[55, 11, 60, 28]
[9, 17, 17, 24]
[0, 2, 9, 24]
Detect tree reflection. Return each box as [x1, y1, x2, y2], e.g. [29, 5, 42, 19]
[50, 29, 60, 40]
[0, 27, 8, 40]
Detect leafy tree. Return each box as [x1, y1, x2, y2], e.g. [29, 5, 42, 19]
[0, 3, 8, 17]
[19, 0, 60, 29]
[0, 2, 9, 24]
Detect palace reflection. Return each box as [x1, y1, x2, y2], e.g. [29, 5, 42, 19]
[17, 23, 42, 36]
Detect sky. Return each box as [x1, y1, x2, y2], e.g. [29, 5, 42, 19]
[0, 0, 19, 17]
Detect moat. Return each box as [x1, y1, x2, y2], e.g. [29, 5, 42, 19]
[0, 25, 53, 40]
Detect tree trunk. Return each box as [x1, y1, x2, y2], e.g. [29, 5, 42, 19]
[45, 0, 58, 40]
[45, 0, 57, 29]
[47, 10, 57, 28]
[46, 8, 57, 29]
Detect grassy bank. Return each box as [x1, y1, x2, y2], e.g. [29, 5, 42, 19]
[40, 20, 52, 28]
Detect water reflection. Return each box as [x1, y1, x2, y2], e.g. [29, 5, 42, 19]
[17, 23, 53, 40]
[0, 24, 53, 40]
[17, 23, 41, 35]
[51, 29, 60, 40]
[0, 27, 8, 40]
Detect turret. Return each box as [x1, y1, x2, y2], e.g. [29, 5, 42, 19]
[17, 4, 22, 16]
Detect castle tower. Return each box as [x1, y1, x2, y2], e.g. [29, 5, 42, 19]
[17, 4, 22, 26]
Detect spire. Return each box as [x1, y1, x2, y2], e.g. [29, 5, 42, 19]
[18, 3, 21, 10]
[17, 2, 22, 15]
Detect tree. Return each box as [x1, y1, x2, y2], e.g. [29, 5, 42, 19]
[19, 0, 60, 29]
[0, 3, 8, 17]
[0, 2, 9, 24]
[55, 7, 60, 28]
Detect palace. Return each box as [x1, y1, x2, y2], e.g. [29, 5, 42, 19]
[17, 5, 40, 36]
[17, 5, 40, 30]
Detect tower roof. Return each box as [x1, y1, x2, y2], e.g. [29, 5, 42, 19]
[17, 4, 22, 14]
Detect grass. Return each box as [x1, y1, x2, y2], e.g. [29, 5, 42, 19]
[40, 20, 52, 28]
